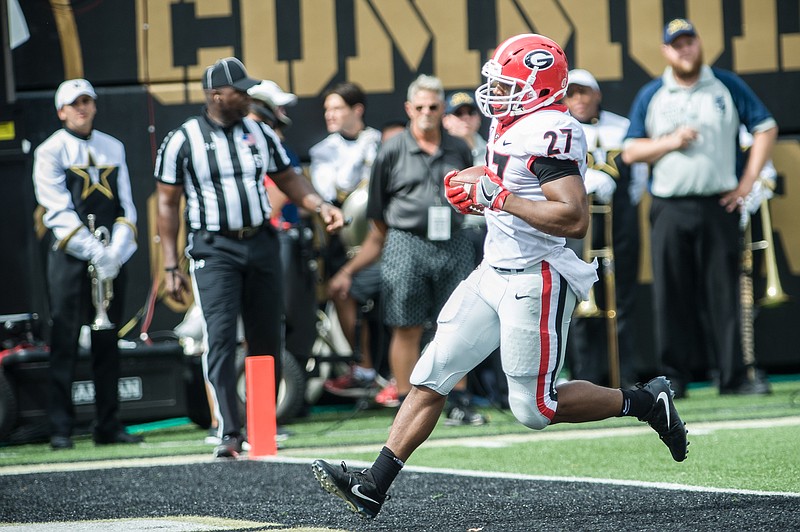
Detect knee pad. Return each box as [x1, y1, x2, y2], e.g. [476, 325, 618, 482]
[410, 340, 459, 394]
[508, 392, 552, 430]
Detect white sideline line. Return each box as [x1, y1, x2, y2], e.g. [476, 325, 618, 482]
[268, 456, 800, 499]
[400, 465, 800, 499]
[280, 414, 800, 454]
[274, 415, 800, 499]
[0, 454, 215, 475]
[0, 516, 275, 531]
[2, 416, 799, 499]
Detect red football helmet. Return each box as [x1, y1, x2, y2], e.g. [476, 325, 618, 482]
[475, 33, 569, 122]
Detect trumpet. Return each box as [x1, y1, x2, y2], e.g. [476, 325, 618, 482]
[755, 196, 790, 308]
[87, 214, 115, 331]
[740, 192, 789, 382]
[574, 194, 620, 388]
[339, 179, 369, 256]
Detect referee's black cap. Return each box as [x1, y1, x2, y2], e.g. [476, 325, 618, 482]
[202, 57, 259, 92]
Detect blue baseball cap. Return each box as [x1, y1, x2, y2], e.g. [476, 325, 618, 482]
[445, 91, 477, 114]
[663, 18, 697, 44]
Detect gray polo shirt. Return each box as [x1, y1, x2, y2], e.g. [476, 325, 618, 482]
[367, 127, 472, 234]
[625, 65, 776, 198]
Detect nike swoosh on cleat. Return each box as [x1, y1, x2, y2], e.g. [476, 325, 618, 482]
[656, 391, 670, 428]
[351, 484, 380, 504]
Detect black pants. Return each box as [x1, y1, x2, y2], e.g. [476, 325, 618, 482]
[46, 246, 126, 438]
[650, 196, 743, 391]
[566, 185, 640, 387]
[278, 220, 318, 364]
[187, 228, 283, 437]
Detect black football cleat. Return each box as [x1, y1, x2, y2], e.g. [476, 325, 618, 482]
[312, 459, 387, 519]
[638, 376, 689, 462]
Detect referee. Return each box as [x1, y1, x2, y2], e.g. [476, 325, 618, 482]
[155, 58, 344, 458]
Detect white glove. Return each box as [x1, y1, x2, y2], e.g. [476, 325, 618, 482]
[61, 226, 105, 262]
[584, 168, 617, 204]
[744, 168, 777, 215]
[108, 223, 137, 265]
[91, 248, 121, 281]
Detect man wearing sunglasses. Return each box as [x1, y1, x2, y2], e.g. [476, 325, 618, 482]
[442, 91, 487, 167]
[332, 75, 483, 425]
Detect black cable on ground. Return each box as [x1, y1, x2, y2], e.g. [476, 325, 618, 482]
[307, 396, 374, 436]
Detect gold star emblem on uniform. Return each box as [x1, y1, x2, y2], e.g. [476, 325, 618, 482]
[70, 151, 115, 200]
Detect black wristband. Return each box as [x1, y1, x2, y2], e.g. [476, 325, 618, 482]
[164, 266, 179, 273]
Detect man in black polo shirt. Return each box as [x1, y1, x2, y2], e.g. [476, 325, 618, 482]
[333, 74, 484, 425]
[155, 57, 344, 458]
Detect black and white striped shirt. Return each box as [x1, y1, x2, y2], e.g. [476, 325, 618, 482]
[154, 110, 291, 231]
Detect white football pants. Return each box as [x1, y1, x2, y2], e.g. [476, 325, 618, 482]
[411, 260, 576, 429]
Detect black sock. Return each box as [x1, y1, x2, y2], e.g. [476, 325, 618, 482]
[370, 446, 404, 495]
[618, 388, 654, 418]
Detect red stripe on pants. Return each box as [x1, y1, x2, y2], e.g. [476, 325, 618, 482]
[536, 262, 556, 420]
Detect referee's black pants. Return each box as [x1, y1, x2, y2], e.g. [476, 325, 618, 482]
[650, 196, 744, 392]
[187, 227, 283, 437]
[46, 245, 127, 439]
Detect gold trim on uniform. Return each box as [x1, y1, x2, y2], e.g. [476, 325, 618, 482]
[587, 148, 622, 179]
[57, 224, 85, 250]
[115, 217, 138, 240]
[33, 205, 47, 240]
[70, 152, 116, 200]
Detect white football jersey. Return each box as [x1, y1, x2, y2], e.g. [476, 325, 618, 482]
[483, 106, 587, 269]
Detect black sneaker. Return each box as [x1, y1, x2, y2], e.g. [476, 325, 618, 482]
[720, 370, 772, 395]
[444, 396, 487, 426]
[311, 459, 387, 519]
[214, 433, 246, 459]
[324, 368, 378, 398]
[94, 430, 144, 445]
[50, 435, 74, 450]
[638, 376, 688, 462]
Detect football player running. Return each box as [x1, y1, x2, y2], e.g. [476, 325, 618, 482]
[312, 34, 688, 520]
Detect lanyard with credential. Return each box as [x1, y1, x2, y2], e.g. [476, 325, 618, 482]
[424, 150, 452, 240]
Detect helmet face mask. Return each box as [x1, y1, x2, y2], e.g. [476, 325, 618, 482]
[475, 34, 569, 123]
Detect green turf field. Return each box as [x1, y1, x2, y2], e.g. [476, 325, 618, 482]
[2, 377, 798, 495]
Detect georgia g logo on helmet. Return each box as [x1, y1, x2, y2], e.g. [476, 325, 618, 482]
[523, 49, 555, 70]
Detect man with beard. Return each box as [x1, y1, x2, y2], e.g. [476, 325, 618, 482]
[155, 58, 344, 458]
[622, 20, 778, 397]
